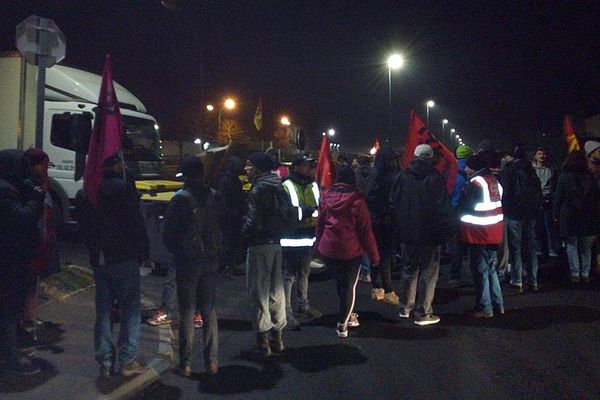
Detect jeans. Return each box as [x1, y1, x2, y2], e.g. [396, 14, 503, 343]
[160, 260, 177, 315]
[535, 205, 559, 256]
[360, 254, 371, 275]
[449, 237, 467, 281]
[246, 244, 286, 333]
[325, 257, 362, 325]
[469, 245, 504, 314]
[506, 218, 539, 286]
[93, 259, 141, 367]
[371, 252, 395, 293]
[283, 249, 312, 312]
[175, 256, 219, 367]
[565, 236, 595, 278]
[398, 244, 440, 318]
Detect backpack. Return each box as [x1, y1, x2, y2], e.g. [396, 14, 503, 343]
[178, 189, 222, 260]
[273, 187, 300, 237]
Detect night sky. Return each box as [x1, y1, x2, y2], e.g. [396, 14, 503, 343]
[2, 1, 600, 151]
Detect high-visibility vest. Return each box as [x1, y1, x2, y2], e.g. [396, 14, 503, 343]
[459, 174, 504, 245]
[280, 179, 319, 247]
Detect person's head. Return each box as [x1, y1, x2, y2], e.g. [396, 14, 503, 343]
[584, 140, 600, 163]
[0, 149, 32, 188]
[414, 144, 434, 161]
[335, 163, 356, 186]
[103, 154, 123, 173]
[337, 154, 349, 164]
[477, 140, 495, 155]
[465, 154, 487, 176]
[24, 148, 49, 178]
[533, 147, 549, 165]
[358, 155, 371, 167]
[455, 145, 473, 160]
[245, 152, 274, 180]
[351, 156, 360, 170]
[292, 155, 316, 178]
[511, 143, 527, 160]
[178, 155, 204, 185]
[562, 149, 589, 173]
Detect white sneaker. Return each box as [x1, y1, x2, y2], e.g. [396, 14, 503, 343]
[336, 323, 348, 338]
[347, 313, 360, 327]
[414, 314, 440, 326]
[398, 309, 410, 318]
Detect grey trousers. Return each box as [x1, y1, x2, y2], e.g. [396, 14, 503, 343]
[246, 243, 287, 333]
[398, 244, 440, 317]
[283, 249, 313, 313]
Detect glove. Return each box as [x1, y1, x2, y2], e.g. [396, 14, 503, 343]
[300, 205, 316, 219]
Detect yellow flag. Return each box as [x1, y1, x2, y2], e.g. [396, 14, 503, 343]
[563, 115, 580, 154]
[254, 98, 263, 131]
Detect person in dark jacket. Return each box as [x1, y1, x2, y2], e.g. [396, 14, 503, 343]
[532, 147, 559, 258]
[77, 154, 149, 378]
[163, 156, 222, 376]
[390, 144, 452, 326]
[365, 147, 400, 305]
[217, 155, 246, 274]
[0, 149, 45, 375]
[242, 152, 287, 356]
[553, 150, 600, 283]
[316, 164, 380, 338]
[499, 144, 543, 292]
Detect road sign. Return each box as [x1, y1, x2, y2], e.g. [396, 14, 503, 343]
[16, 15, 66, 67]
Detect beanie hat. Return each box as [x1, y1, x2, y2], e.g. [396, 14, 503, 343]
[179, 155, 204, 179]
[335, 163, 356, 185]
[477, 140, 495, 154]
[455, 145, 473, 160]
[584, 140, 600, 156]
[466, 154, 486, 171]
[24, 148, 49, 166]
[414, 144, 433, 159]
[247, 152, 274, 172]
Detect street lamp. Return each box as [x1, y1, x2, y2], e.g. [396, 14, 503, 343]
[387, 53, 404, 140]
[194, 138, 202, 154]
[328, 128, 335, 137]
[203, 141, 210, 150]
[426, 100, 435, 127]
[281, 116, 291, 126]
[442, 119, 448, 135]
[206, 97, 237, 131]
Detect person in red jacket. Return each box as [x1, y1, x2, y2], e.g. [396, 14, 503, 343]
[316, 164, 380, 338]
[457, 153, 505, 318]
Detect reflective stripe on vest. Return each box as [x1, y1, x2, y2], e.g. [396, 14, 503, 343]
[280, 237, 317, 247]
[282, 180, 320, 219]
[471, 176, 503, 212]
[459, 173, 504, 245]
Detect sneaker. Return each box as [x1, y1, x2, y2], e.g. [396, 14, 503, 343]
[414, 314, 440, 326]
[359, 273, 372, 283]
[398, 309, 410, 319]
[448, 278, 461, 288]
[570, 275, 581, 283]
[468, 310, 494, 319]
[147, 309, 172, 326]
[336, 323, 348, 338]
[120, 360, 147, 377]
[371, 288, 385, 301]
[206, 360, 218, 375]
[548, 252, 559, 258]
[507, 284, 523, 294]
[297, 305, 322, 319]
[285, 315, 301, 331]
[529, 283, 539, 292]
[347, 313, 360, 328]
[383, 291, 400, 306]
[194, 313, 203, 329]
[4, 358, 41, 376]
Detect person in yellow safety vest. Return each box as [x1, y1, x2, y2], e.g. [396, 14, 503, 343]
[281, 155, 322, 330]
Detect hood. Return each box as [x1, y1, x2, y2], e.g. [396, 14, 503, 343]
[374, 147, 397, 174]
[253, 172, 282, 188]
[0, 149, 32, 188]
[457, 158, 468, 172]
[321, 183, 360, 212]
[406, 158, 435, 180]
[223, 156, 244, 177]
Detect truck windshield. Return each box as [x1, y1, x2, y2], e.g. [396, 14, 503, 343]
[122, 116, 162, 162]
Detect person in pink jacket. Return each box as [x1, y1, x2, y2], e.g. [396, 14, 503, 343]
[316, 164, 380, 338]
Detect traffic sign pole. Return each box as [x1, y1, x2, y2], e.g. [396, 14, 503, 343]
[35, 18, 49, 149]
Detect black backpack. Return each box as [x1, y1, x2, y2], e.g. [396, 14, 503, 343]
[273, 187, 300, 237]
[178, 189, 222, 260]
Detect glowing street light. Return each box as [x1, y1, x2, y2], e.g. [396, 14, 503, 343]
[386, 53, 404, 140]
[426, 100, 435, 127]
[328, 128, 335, 137]
[224, 98, 236, 110]
[206, 98, 237, 131]
[281, 116, 291, 126]
[194, 138, 201, 145]
[206, 104, 214, 111]
[203, 142, 210, 150]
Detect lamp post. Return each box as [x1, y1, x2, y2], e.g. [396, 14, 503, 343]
[442, 119, 448, 135]
[194, 138, 202, 154]
[387, 53, 404, 141]
[206, 97, 236, 131]
[426, 100, 435, 127]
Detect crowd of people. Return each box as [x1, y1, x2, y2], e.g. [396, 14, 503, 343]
[1, 137, 599, 378]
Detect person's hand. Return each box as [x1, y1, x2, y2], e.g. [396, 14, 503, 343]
[300, 205, 316, 219]
[23, 179, 46, 203]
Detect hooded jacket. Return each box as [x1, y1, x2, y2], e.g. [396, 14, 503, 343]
[242, 172, 287, 245]
[390, 158, 452, 245]
[315, 183, 380, 265]
[0, 150, 45, 267]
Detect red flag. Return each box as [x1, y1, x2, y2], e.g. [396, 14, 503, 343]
[83, 55, 124, 207]
[316, 135, 335, 188]
[401, 110, 458, 194]
[563, 115, 580, 154]
[370, 137, 381, 155]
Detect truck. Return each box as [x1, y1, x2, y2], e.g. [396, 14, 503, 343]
[0, 52, 177, 229]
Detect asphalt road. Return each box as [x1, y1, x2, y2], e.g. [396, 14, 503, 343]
[124, 254, 600, 400]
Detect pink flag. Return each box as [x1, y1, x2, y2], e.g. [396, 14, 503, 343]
[316, 136, 335, 188]
[83, 55, 124, 207]
[401, 110, 458, 194]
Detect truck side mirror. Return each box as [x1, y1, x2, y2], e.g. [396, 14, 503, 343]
[50, 112, 93, 154]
